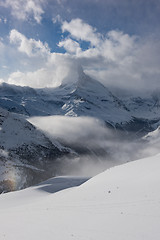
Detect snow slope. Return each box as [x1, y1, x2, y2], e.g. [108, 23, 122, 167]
[0, 153, 160, 240]
[0, 107, 69, 192]
[1, 70, 160, 134]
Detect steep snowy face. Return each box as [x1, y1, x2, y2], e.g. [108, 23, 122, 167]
[0, 107, 51, 149]
[0, 71, 131, 126]
[0, 107, 69, 193]
[1, 71, 160, 135]
[61, 71, 132, 127]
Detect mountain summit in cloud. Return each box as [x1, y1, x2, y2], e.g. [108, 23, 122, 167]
[1, 68, 160, 192]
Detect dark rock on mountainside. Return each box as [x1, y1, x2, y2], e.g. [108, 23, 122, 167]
[0, 107, 71, 193]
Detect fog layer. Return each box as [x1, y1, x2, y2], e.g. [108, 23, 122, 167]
[29, 115, 159, 176]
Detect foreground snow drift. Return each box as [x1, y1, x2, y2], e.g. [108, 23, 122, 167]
[0, 154, 160, 240]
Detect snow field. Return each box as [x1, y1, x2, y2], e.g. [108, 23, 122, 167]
[0, 153, 160, 240]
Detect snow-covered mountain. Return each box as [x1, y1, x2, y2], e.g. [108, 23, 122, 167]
[0, 69, 160, 135]
[0, 107, 70, 193]
[1, 69, 160, 239]
[0, 153, 160, 240]
[1, 69, 160, 192]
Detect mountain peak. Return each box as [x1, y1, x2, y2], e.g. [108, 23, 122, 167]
[77, 67, 89, 87]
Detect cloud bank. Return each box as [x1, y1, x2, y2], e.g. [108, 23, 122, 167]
[10, 29, 50, 57]
[0, 0, 45, 23]
[29, 115, 160, 176]
[0, 18, 159, 92]
[28, 115, 124, 176]
[29, 116, 111, 148]
[62, 18, 101, 46]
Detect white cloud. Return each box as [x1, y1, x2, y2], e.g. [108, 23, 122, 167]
[29, 115, 121, 175]
[59, 19, 160, 91]
[1, 18, 160, 92]
[47, 53, 79, 85]
[58, 38, 81, 54]
[102, 30, 136, 61]
[10, 29, 50, 57]
[60, 19, 137, 62]
[8, 69, 54, 88]
[62, 18, 101, 46]
[29, 115, 112, 149]
[4, 28, 80, 88]
[29, 115, 156, 176]
[7, 53, 79, 88]
[0, 0, 45, 23]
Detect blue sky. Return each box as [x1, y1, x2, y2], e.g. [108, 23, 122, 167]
[0, 0, 159, 50]
[0, 0, 160, 91]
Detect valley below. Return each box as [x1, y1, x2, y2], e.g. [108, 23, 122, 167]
[0, 71, 160, 192]
[0, 71, 160, 240]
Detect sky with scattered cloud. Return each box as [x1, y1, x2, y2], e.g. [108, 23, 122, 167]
[0, 0, 160, 91]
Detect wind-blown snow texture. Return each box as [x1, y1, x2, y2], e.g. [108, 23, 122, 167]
[0, 154, 160, 240]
